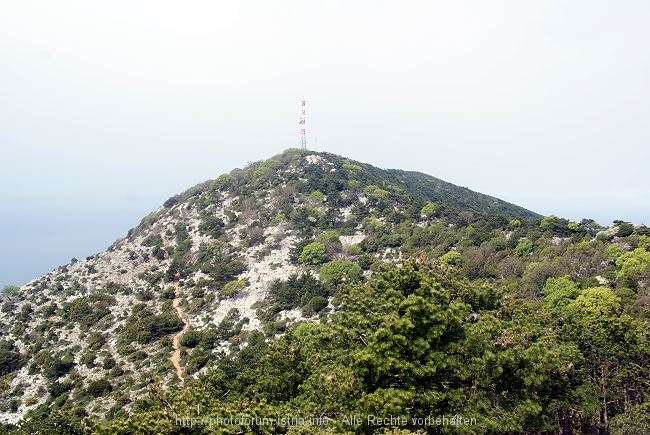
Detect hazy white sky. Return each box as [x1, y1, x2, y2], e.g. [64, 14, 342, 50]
[1, 1, 649, 285]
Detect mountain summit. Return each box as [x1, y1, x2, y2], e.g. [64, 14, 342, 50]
[2, 150, 647, 434]
[0, 149, 537, 422]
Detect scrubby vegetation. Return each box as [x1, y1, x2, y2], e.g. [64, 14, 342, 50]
[119, 306, 183, 345]
[9, 259, 647, 434]
[0, 149, 648, 434]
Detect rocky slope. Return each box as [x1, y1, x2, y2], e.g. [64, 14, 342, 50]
[0, 149, 541, 423]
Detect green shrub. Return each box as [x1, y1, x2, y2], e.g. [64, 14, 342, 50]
[42, 303, 57, 317]
[179, 328, 201, 348]
[200, 328, 219, 348]
[616, 247, 650, 286]
[160, 286, 176, 300]
[251, 159, 280, 180]
[319, 260, 363, 286]
[163, 196, 179, 208]
[420, 202, 439, 217]
[119, 309, 183, 345]
[186, 349, 211, 374]
[514, 240, 533, 257]
[165, 256, 187, 282]
[0, 341, 23, 375]
[262, 274, 328, 323]
[298, 242, 326, 265]
[199, 216, 225, 239]
[363, 185, 390, 199]
[212, 173, 236, 191]
[540, 215, 572, 236]
[616, 221, 635, 237]
[49, 380, 73, 398]
[80, 351, 96, 368]
[190, 287, 204, 299]
[102, 356, 116, 370]
[302, 295, 328, 316]
[116, 343, 135, 357]
[43, 357, 74, 380]
[196, 242, 246, 287]
[291, 206, 325, 231]
[440, 251, 462, 266]
[87, 378, 112, 397]
[64, 295, 113, 328]
[141, 234, 162, 247]
[309, 190, 325, 202]
[1, 285, 20, 297]
[127, 350, 148, 362]
[215, 309, 244, 341]
[151, 245, 166, 260]
[221, 279, 248, 299]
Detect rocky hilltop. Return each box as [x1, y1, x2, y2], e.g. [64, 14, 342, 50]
[0, 149, 539, 423]
[2, 149, 648, 434]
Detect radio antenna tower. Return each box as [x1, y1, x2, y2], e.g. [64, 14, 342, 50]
[299, 97, 307, 150]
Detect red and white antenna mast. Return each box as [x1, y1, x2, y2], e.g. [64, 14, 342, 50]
[299, 97, 307, 150]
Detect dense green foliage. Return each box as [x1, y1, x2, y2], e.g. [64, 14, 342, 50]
[259, 273, 329, 325]
[0, 341, 23, 376]
[119, 306, 183, 345]
[10, 256, 648, 433]
[298, 242, 326, 265]
[40, 261, 643, 435]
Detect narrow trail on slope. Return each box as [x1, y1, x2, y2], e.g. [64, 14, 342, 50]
[170, 279, 188, 382]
